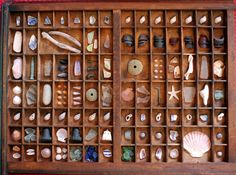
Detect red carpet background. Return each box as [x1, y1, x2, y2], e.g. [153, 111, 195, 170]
[0, 0, 235, 175]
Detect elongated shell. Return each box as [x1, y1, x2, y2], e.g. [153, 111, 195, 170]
[183, 131, 211, 158]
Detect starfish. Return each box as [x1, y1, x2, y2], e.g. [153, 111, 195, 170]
[168, 85, 181, 101]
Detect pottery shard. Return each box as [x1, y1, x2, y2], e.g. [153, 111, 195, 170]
[12, 57, 22, 79]
[13, 31, 22, 53]
[26, 84, 37, 106]
[43, 84, 52, 106]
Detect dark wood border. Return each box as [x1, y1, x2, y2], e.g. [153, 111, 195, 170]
[2, 2, 236, 175]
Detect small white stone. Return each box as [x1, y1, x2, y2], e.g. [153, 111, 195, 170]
[88, 113, 96, 121]
[185, 16, 192, 24]
[104, 112, 111, 121]
[154, 16, 161, 24]
[170, 16, 177, 24]
[13, 31, 22, 53]
[56, 147, 62, 154]
[139, 16, 146, 24]
[215, 16, 222, 24]
[13, 113, 21, 121]
[140, 114, 146, 121]
[29, 113, 35, 121]
[74, 113, 81, 121]
[13, 86, 22, 94]
[12, 57, 23, 79]
[89, 16, 96, 25]
[200, 16, 207, 24]
[13, 152, 21, 159]
[62, 154, 67, 160]
[125, 16, 131, 24]
[62, 147, 67, 153]
[55, 154, 62, 161]
[13, 96, 21, 105]
[44, 113, 51, 121]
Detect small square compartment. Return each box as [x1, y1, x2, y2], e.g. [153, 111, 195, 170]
[85, 83, 98, 107]
[167, 109, 181, 126]
[167, 28, 181, 53]
[136, 28, 150, 53]
[100, 11, 113, 26]
[198, 54, 212, 80]
[39, 11, 53, 27]
[10, 12, 23, 28]
[151, 127, 166, 145]
[136, 82, 150, 108]
[198, 109, 212, 126]
[55, 11, 68, 27]
[121, 28, 135, 53]
[85, 109, 98, 126]
[214, 54, 227, 80]
[100, 28, 113, 53]
[213, 146, 227, 162]
[152, 56, 166, 81]
[70, 55, 83, 80]
[39, 55, 53, 80]
[151, 10, 165, 26]
[167, 146, 181, 162]
[121, 10, 134, 27]
[23, 109, 37, 126]
[85, 55, 98, 80]
[100, 55, 113, 80]
[167, 54, 181, 80]
[183, 28, 196, 53]
[70, 82, 83, 107]
[213, 28, 226, 53]
[99, 145, 113, 162]
[198, 28, 212, 53]
[69, 109, 83, 126]
[24, 82, 38, 107]
[70, 11, 83, 27]
[121, 127, 135, 144]
[121, 82, 135, 108]
[39, 109, 52, 126]
[214, 82, 226, 107]
[214, 109, 227, 126]
[152, 28, 166, 53]
[183, 109, 197, 126]
[151, 146, 166, 162]
[84, 127, 98, 144]
[166, 11, 180, 26]
[85, 11, 98, 26]
[136, 109, 150, 126]
[136, 10, 149, 27]
[167, 82, 182, 107]
[54, 109, 68, 126]
[214, 127, 227, 144]
[121, 109, 135, 126]
[9, 109, 22, 125]
[100, 127, 113, 144]
[23, 145, 37, 161]
[151, 109, 166, 126]
[24, 55, 38, 80]
[198, 82, 212, 107]
[25, 12, 38, 27]
[196, 10, 211, 26]
[8, 82, 23, 107]
[100, 109, 113, 126]
[54, 82, 68, 107]
[182, 10, 196, 26]
[136, 146, 150, 162]
[39, 82, 53, 107]
[136, 127, 150, 144]
[53, 127, 68, 144]
[8, 145, 22, 162]
[212, 10, 226, 26]
[183, 83, 197, 107]
[38, 145, 52, 162]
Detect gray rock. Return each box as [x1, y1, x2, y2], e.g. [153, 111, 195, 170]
[26, 84, 37, 106]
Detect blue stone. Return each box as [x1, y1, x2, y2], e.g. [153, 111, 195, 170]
[27, 16, 38, 26]
[85, 146, 98, 162]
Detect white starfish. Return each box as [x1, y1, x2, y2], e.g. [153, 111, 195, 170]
[168, 85, 181, 101]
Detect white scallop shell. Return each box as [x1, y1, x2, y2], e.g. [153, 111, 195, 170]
[183, 131, 211, 158]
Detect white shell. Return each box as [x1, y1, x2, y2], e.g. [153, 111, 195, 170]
[214, 60, 225, 78]
[13, 152, 21, 159]
[125, 16, 131, 24]
[58, 112, 66, 121]
[139, 16, 145, 24]
[62, 154, 67, 160]
[170, 16, 177, 24]
[13, 113, 21, 121]
[169, 148, 179, 159]
[200, 16, 207, 24]
[155, 148, 162, 160]
[13, 31, 22, 53]
[74, 113, 81, 121]
[215, 16, 222, 24]
[56, 154, 62, 161]
[154, 16, 161, 24]
[200, 84, 209, 106]
[184, 54, 194, 80]
[185, 16, 192, 24]
[88, 113, 96, 121]
[183, 131, 211, 158]
[139, 148, 146, 160]
[44, 113, 51, 121]
[103, 112, 111, 121]
[13, 86, 22, 94]
[56, 147, 62, 154]
[29, 113, 35, 121]
[13, 96, 21, 105]
[12, 57, 23, 79]
[56, 128, 68, 143]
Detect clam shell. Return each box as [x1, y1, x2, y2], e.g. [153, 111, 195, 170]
[154, 16, 161, 24]
[155, 148, 162, 160]
[139, 148, 146, 160]
[58, 112, 66, 121]
[128, 59, 143, 76]
[183, 131, 211, 158]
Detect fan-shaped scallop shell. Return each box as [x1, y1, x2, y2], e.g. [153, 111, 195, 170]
[183, 131, 211, 158]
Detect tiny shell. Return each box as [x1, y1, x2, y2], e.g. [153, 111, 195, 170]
[56, 147, 62, 154]
[41, 148, 51, 158]
[104, 112, 111, 121]
[139, 16, 145, 24]
[200, 16, 207, 24]
[13, 113, 21, 121]
[186, 114, 193, 121]
[217, 151, 223, 157]
[74, 113, 81, 121]
[155, 113, 162, 122]
[58, 112, 66, 121]
[125, 113, 133, 122]
[44, 113, 51, 121]
[29, 113, 35, 121]
[215, 16, 222, 24]
[170, 16, 177, 24]
[139, 148, 146, 160]
[56, 128, 68, 143]
[155, 132, 162, 140]
[88, 113, 96, 121]
[56, 154, 62, 161]
[13, 152, 21, 159]
[185, 16, 192, 24]
[170, 148, 179, 159]
[125, 16, 131, 24]
[13, 86, 22, 94]
[200, 114, 208, 122]
[155, 148, 162, 160]
[154, 16, 161, 24]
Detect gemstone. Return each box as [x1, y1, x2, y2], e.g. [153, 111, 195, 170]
[128, 59, 143, 76]
[56, 128, 67, 143]
[140, 113, 146, 121]
[103, 149, 112, 158]
[87, 44, 93, 52]
[27, 16, 37, 26]
[13, 113, 21, 121]
[85, 129, 97, 141]
[26, 84, 37, 106]
[170, 114, 178, 122]
[71, 128, 82, 143]
[12, 130, 21, 141]
[155, 132, 162, 140]
[85, 146, 98, 162]
[104, 34, 110, 49]
[28, 34, 37, 51]
[43, 84, 51, 106]
[139, 148, 146, 160]
[12, 57, 22, 79]
[87, 31, 94, 44]
[74, 60, 81, 76]
[41, 148, 51, 159]
[13, 31, 22, 53]
[86, 88, 98, 102]
[44, 60, 52, 77]
[44, 16, 51, 25]
[70, 147, 82, 161]
[102, 129, 112, 141]
[41, 128, 52, 142]
[140, 132, 146, 139]
[13, 96, 21, 105]
[89, 16, 96, 25]
[74, 17, 80, 24]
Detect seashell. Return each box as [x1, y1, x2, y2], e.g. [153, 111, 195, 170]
[156, 113, 162, 122]
[26, 149, 35, 156]
[185, 16, 192, 24]
[43, 84, 52, 106]
[62, 154, 67, 160]
[12, 130, 21, 141]
[140, 113, 146, 121]
[85, 128, 97, 141]
[44, 113, 51, 121]
[214, 60, 225, 78]
[183, 131, 211, 158]
[58, 112, 66, 121]
[56, 147, 62, 154]
[155, 148, 162, 160]
[60, 16, 65, 25]
[88, 113, 96, 121]
[104, 112, 111, 121]
[200, 84, 209, 106]
[169, 130, 178, 142]
[215, 16, 222, 24]
[200, 114, 208, 122]
[128, 59, 143, 76]
[29, 113, 35, 121]
[103, 149, 112, 158]
[217, 112, 224, 121]
[170, 114, 178, 122]
[13, 96, 21, 105]
[186, 114, 193, 121]
[28, 34, 37, 51]
[104, 16, 110, 25]
[74, 113, 81, 121]
[56, 154, 62, 161]
[137, 85, 150, 95]
[16, 16, 21, 26]
[139, 16, 146, 24]
[62, 148, 67, 153]
[12, 57, 22, 79]
[174, 66, 181, 79]
[41, 148, 51, 158]
[13, 112, 21, 121]
[199, 16, 207, 24]
[140, 132, 146, 139]
[125, 16, 131, 24]
[13, 31, 22, 53]
[154, 16, 161, 24]
[13, 152, 21, 159]
[170, 148, 179, 159]
[121, 88, 134, 102]
[13, 86, 22, 94]
[86, 88, 98, 102]
[170, 16, 177, 24]
[155, 132, 162, 140]
[216, 132, 223, 139]
[102, 129, 112, 141]
[125, 113, 133, 122]
[89, 16, 96, 25]
[139, 148, 146, 160]
[56, 128, 68, 143]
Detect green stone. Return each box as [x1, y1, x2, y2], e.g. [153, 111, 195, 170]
[122, 147, 134, 162]
[87, 31, 94, 44]
[87, 44, 93, 52]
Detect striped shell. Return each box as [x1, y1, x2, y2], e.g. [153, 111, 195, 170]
[183, 131, 211, 158]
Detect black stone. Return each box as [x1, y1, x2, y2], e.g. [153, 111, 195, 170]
[71, 128, 82, 143]
[41, 128, 52, 143]
[138, 34, 149, 47]
[59, 59, 68, 65]
[214, 37, 224, 48]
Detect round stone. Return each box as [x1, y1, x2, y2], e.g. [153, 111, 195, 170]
[13, 152, 21, 159]
[13, 86, 22, 94]
[41, 148, 51, 159]
[140, 132, 146, 139]
[56, 154, 62, 160]
[128, 59, 143, 76]
[56, 147, 62, 154]
[155, 132, 162, 140]
[217, 151, 223, 157]
[12, 130, 21, 142]
[86, 88, 98, 102]
[216, 132, 223, 139]
[13, 96, 21, 105]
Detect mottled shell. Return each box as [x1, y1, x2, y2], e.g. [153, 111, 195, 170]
[86, 88, 98, 102]
[128, 59, 143, 76]
[183, 131, 211, 158]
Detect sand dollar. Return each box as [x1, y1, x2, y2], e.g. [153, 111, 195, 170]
[86, 88, 98, 102]
[128, 59, 143, 76]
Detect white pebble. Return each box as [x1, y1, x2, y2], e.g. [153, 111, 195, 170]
[29, 113, 35, 121]
[13, 113, 21, 121]
[44, 113, 51, 121]
[55, 154, 62, 160]
[13, 96, 21, 105]
[13, 86, 22, 94]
